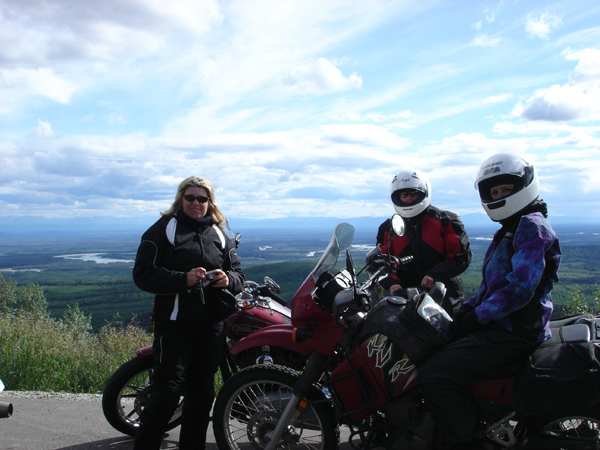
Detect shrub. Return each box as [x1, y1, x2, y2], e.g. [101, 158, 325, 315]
[0, 273, 152, 393]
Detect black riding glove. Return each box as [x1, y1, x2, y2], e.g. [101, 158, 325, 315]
[453, 303, 473, 322]
[452, 305, 481, 339]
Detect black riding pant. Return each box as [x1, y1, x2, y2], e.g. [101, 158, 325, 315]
[133, 319, 225, 450]
[418, 326, 537, 445]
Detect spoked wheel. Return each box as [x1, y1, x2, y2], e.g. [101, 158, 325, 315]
[528, 404, 600, 448]
[213, 364, 339, 450]
[101, 356, 183, 436]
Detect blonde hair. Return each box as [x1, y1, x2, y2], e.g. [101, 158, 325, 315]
[161, 176, 227, 228]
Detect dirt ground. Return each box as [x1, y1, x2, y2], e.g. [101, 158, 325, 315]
[0, 391, 355, 450]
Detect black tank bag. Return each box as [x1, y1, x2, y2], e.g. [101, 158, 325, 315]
[514, 314, 600, 416]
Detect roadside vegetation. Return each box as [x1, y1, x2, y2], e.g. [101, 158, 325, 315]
[0, 273, 151, 393]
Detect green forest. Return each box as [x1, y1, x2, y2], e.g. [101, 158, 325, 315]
[0, 231, 599, 330]
[4, 246, 600, 329]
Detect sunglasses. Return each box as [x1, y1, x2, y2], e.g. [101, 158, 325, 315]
[183, 194, 209, 204]
[399, 190, 420, 199]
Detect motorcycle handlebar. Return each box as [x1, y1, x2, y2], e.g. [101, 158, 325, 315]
[257, 285, 288, 306]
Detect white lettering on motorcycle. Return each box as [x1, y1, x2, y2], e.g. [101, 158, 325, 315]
[388, 357, 415, 383]
[366, 334, 393, 369]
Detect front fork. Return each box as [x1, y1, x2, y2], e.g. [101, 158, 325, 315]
[264, 352, 328, 450]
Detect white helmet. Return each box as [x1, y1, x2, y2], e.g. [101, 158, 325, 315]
[475, 153, 539, 222]
[390, 169, 431, 218]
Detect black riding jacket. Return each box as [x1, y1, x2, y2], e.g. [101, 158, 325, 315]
[378, 206, 471, 301]
[133, 211, 245, 322]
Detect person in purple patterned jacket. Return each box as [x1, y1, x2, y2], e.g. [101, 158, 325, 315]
[418, 153, 561, 450]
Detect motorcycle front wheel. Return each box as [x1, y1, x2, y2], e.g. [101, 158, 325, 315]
[528, 404, 600, 446]
[101, 356, 183, 436]
[213, 364, 339, 450]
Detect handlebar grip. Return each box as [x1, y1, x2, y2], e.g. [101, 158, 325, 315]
[398, 255, 413, 265]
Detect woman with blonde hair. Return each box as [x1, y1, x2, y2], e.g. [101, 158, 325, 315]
[132, 176, 245, 450]
[161, 176, 226, 227]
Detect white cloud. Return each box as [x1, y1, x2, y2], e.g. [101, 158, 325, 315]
[282, 58, 362, 96]
[509, 84, 596, 122]
[545, 148, 600, 159]
[35, 119, 54, 137]
[533, 133, 600, 150]
[525, 12, 562, 40]
[470, 34, 502, 47]
[0, 0, 222, 67]
[493, 121, 600, 135]
[320, 124, 409, 149]
[342, 111, 413, 122]
[565, 48, 600, 90]
[508, 48, 600, 122]
[431, 133, 532, 159]
[2, 68, 77, 103]
[483, 6, 497, 24]
[482, 94, 512, 104]
[0, 0, 599, 223]
[140, 0, 224, 35]
[0, 124, 409, 218]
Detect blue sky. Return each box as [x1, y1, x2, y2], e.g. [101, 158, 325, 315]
[1, 0, 599, 227]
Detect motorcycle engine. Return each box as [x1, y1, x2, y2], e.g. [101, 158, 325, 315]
[381, 394, 436, 450]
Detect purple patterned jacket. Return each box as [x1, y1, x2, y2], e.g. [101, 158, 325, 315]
[466, 211, 561, 343]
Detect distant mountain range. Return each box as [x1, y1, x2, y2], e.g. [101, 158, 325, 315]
[0, 213, 597, 237]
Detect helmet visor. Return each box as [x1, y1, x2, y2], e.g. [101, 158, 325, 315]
[391, 189, 427, 207]
[478, 174, 524, 203]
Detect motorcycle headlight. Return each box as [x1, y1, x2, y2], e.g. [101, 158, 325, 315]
[312, 269, 352, 313]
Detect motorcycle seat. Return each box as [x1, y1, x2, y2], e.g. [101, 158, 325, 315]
[549, 313, 594, 328]
[486, 323, 592, 379]
[558, 323, 590, 343]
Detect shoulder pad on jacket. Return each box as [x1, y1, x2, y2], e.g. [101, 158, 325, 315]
[213, 224, 226, 249]
[166, 217, 177, 246]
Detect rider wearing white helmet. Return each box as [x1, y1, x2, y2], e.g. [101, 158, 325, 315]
[376, 168, 471, 317]
[389, 168, 431, 218]
[474, 152, 539, 222]
[419, 153, 561, 450]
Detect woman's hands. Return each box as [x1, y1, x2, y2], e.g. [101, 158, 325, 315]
[421, 275, 434, 289]
[187, 268, 206, 287]
[389, 284, 403, 295]
[390, 275, 434, 295]
[187, 268, 229, 288]
[206, 269, 229, 288]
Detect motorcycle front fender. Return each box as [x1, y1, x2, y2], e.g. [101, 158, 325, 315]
[228, 324, 313, 356]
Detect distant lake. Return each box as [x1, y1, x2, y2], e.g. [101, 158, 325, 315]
[54, 253, 134, 264]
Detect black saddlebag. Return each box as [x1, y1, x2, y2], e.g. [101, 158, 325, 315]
[514, 314, 600, 416]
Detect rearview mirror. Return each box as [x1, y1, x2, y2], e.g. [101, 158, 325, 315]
[391, 214, 405, 237]
[264, 276, 281, 294]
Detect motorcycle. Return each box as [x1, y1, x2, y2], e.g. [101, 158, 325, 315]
[102, 276, 306, 436]
[0, 377, 13, 418]
[212, 216, 600, 450]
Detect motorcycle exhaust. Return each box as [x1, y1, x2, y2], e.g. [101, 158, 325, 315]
[0, 401, 13, 418]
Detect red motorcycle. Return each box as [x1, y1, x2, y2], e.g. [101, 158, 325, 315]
[102, 276, 305, 436]
[213, 217, 600, 450]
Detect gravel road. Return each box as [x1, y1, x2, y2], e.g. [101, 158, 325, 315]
[0, 390, 169, 450]
[0, 391, 355, 450]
